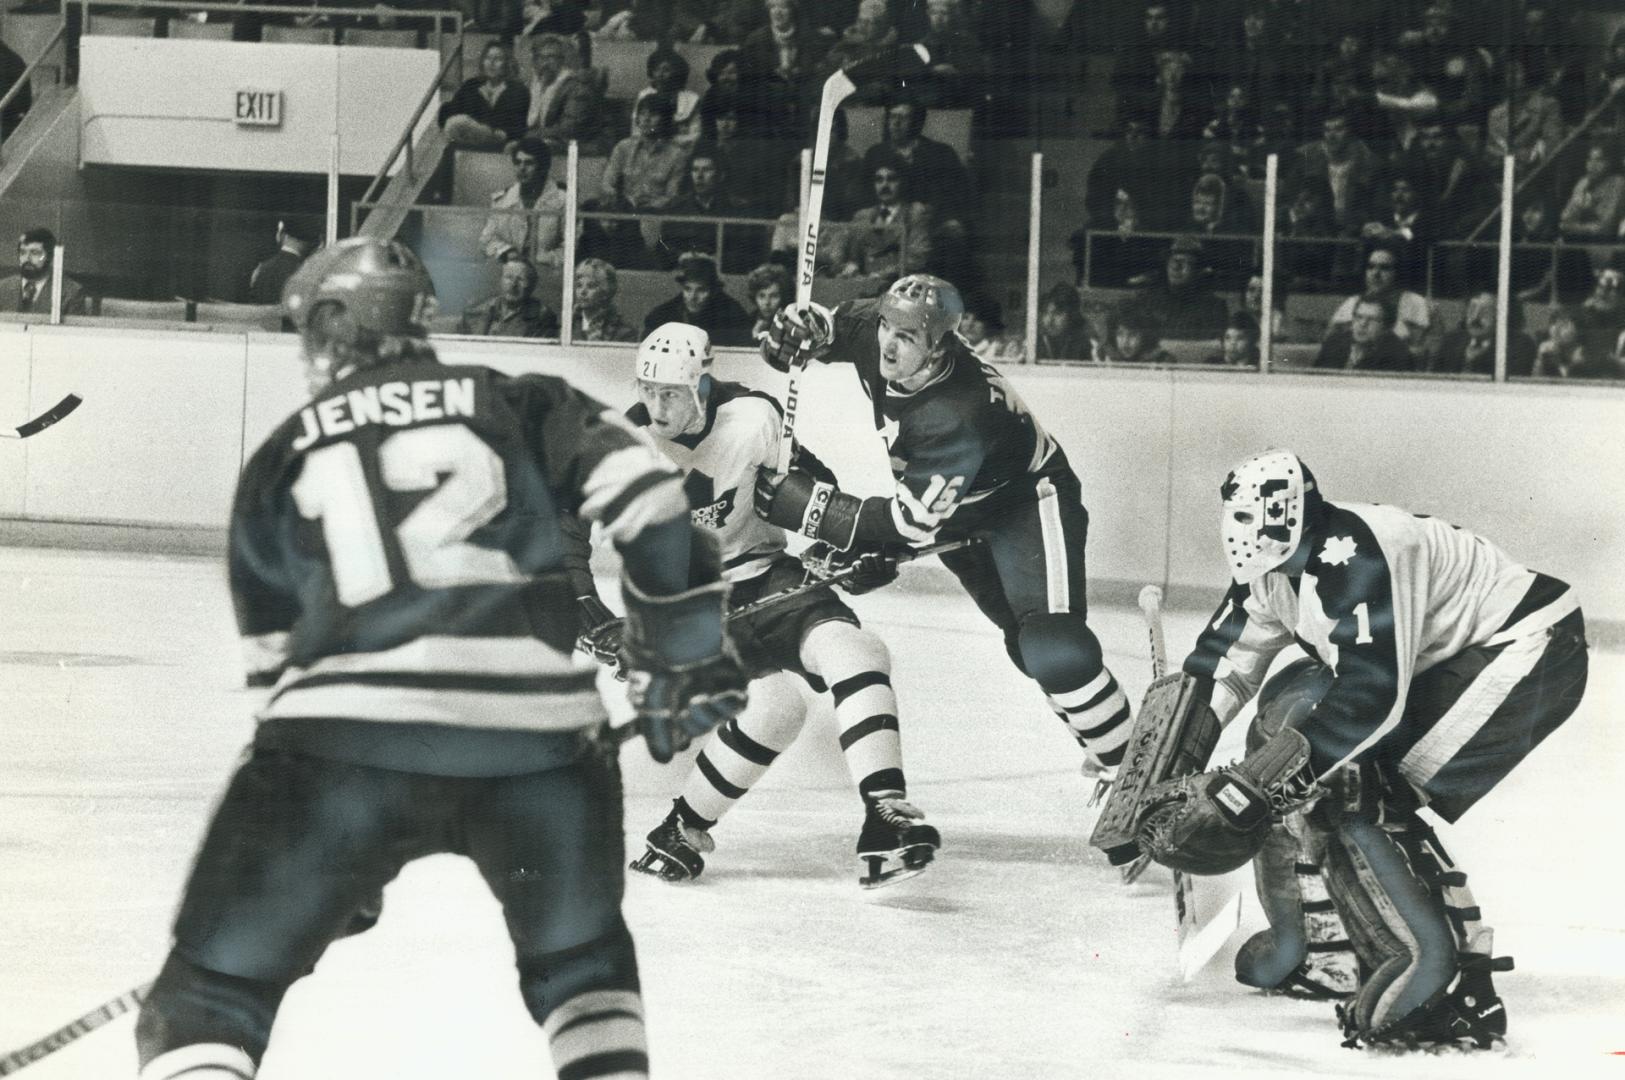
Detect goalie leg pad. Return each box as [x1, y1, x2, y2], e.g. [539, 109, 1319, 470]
[1322, 820, 1458, 1041]
[1235, 819, 1358, 998]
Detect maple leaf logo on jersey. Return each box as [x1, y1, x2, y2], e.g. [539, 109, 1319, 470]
[880, 415, 901, 450]
[1320, 535, 1358, 567]
[683, 469, 736, 530]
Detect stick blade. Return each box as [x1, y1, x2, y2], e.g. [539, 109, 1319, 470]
[1178, 888, 1245, 982]
[5, 393, 82, 439]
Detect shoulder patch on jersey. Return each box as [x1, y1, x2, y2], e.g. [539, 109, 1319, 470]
[1320, 535, 1358, 567]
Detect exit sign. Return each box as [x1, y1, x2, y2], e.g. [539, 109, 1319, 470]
[234, 89, 283, 127]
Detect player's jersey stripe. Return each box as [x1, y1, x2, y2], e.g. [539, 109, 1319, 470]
[838, 713, 899, 750]
[1036, 478, 1070, 613]
[1486, 574, 1577, 644]
[276, 670, 598, 695]
[1398, 631, 1546, 789]
[261, 682, 603, 729]
[277, 634, 588, 678]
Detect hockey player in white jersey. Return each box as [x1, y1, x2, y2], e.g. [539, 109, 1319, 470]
[580, 323, 940, 888]
[1128, 449, 1587, 1050]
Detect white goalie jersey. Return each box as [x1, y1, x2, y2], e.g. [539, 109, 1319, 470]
[627, 380, 786, 582]
[1184, 501, 1578, 780]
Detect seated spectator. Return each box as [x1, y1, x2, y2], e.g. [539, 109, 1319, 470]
[2, 228, 86, 315]
[247, 218, 317, 305]
[1596, 26, 1625, 135]
[1580, 266, 1625, 357]
[439, 41, 530, 151]
[1072, 187, 1163, 287]
[516, 0, 585, 39]
[1511, 196, 1564, 301]
[745, 261, 790, 342]
[1399, 119, 1493, 239]
[1359, 172, 1435, 276]
[1533, 307, 1590, 377]
[1034, 282, 1093, 362]
[825, 0, 898, 80]
[1559, 143, 1625, 243]
[1120, 237, 1229, 342]
[597, 0, 711, 42]
[1398, 4, 1485, 130]
[1316, 294, 1415, 372]
[1567, 327, 1625, 380]
[1206, 310, 1260, 366]
[1309, 29, 1371, 138]
[600, 92, 688, 212]
[1487, 56, 1563, 169]
[457, 259, 560, 337]
[739, 0, 829, 141]
[656, 141, 762, 273]
[1366, 50, 1440, 158]
[958, 295, 1023, 363]
[1213, 6, 1282, 116]
[1326, 239, 1433, 353]
[524, 33, 604, 154]
[1288, 109, 1380, 281]
[643, 252, 754, 345]
[571, 257, 638, 342]
[864, 100, 973, 239]
[915, 0, 987, 110]
[1084, 111, 1181, 234]
[480, 136, 569, 268]
[634, 45, 702, 145]
[1102, 306, 1173, 364]
[1434, 292, 1536, 377]
[1278, 175, 1339, 288]
[831, 151, 933, 285]
[1141, 47, 1207, 143]
[1184, 173, 1254, 288]
[1, 37, 33, 141]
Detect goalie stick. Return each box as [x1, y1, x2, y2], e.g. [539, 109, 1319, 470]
[1136, 585, 1245, 982]
[0, 981, 151, 1075]
[776, 44, 931, 474]
[0, 394, 81, 440]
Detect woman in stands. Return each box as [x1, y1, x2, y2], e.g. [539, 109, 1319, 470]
[438, 41, 529, 151]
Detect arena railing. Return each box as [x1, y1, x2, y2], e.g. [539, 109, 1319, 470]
[357, 36, 465, 214]
[0, 20, 67, 163]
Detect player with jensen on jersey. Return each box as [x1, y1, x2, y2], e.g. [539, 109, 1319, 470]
[134, 239, 747, 1080]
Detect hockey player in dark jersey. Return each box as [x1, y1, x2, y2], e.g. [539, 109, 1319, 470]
[1132, 449, 1588, 1050]
[578, 322, 939, 888]
[133, 239, 747, 1080]
[754, 274, 1134, 774]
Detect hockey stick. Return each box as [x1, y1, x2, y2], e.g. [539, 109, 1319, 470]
[0, 981, 151, 1075]
[776, 44, 931, 474]
[0, 394, 81, 440]
[728, 535, 976, 621]
[1135, 586, 1203, 972]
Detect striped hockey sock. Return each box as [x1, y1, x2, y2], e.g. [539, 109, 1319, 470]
[830, 670, 905, 798]
[1046, 667, 1131, 766]
[679, 677, 808, 824]
[542, 990, 649, 1080]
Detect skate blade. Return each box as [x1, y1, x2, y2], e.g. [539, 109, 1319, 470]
[629, 850, 697, 884]
[857, 845, 936, 889]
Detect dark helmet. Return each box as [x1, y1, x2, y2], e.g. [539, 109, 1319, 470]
[878, 273, 964, 351]
[281, 237, 436, 341]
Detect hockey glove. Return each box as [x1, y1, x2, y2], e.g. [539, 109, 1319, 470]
[575, 595, 627, 679]
[754, 466, 862, 550]
[620, 579, 748, 764]
[801, 541, 901, 595]
[761, 302, 834, 372]
[1134, 727, 1318, 876]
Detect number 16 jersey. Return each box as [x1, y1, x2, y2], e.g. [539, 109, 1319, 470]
[229, 360, 682, 776]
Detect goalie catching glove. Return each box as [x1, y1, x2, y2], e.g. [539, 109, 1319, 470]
[620, 579, 748, 763]
[1134, 726, 1320, 876]
[761, 302, 834, 372]
[801, 541, 901, 595]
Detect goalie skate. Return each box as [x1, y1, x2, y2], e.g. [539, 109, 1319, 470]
[857, 794, 940, 889]
[629, 809, 715, 883]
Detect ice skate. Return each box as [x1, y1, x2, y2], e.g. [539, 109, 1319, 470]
[629, 807, 715, 883]
[857, 792, 940, 889]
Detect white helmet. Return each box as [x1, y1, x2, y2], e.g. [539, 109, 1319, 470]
[1220, 450, 1321, 584]
[636, 322, 713, 411]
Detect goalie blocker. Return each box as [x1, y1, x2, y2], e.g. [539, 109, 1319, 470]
[1088, 672, 1220, 866]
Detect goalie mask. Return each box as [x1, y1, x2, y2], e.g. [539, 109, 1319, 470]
[635, 322, 713, 437]
[1220, 450, 1322, 584]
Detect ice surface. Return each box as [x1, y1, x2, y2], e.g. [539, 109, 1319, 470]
[1, 547, 1621, 1079]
